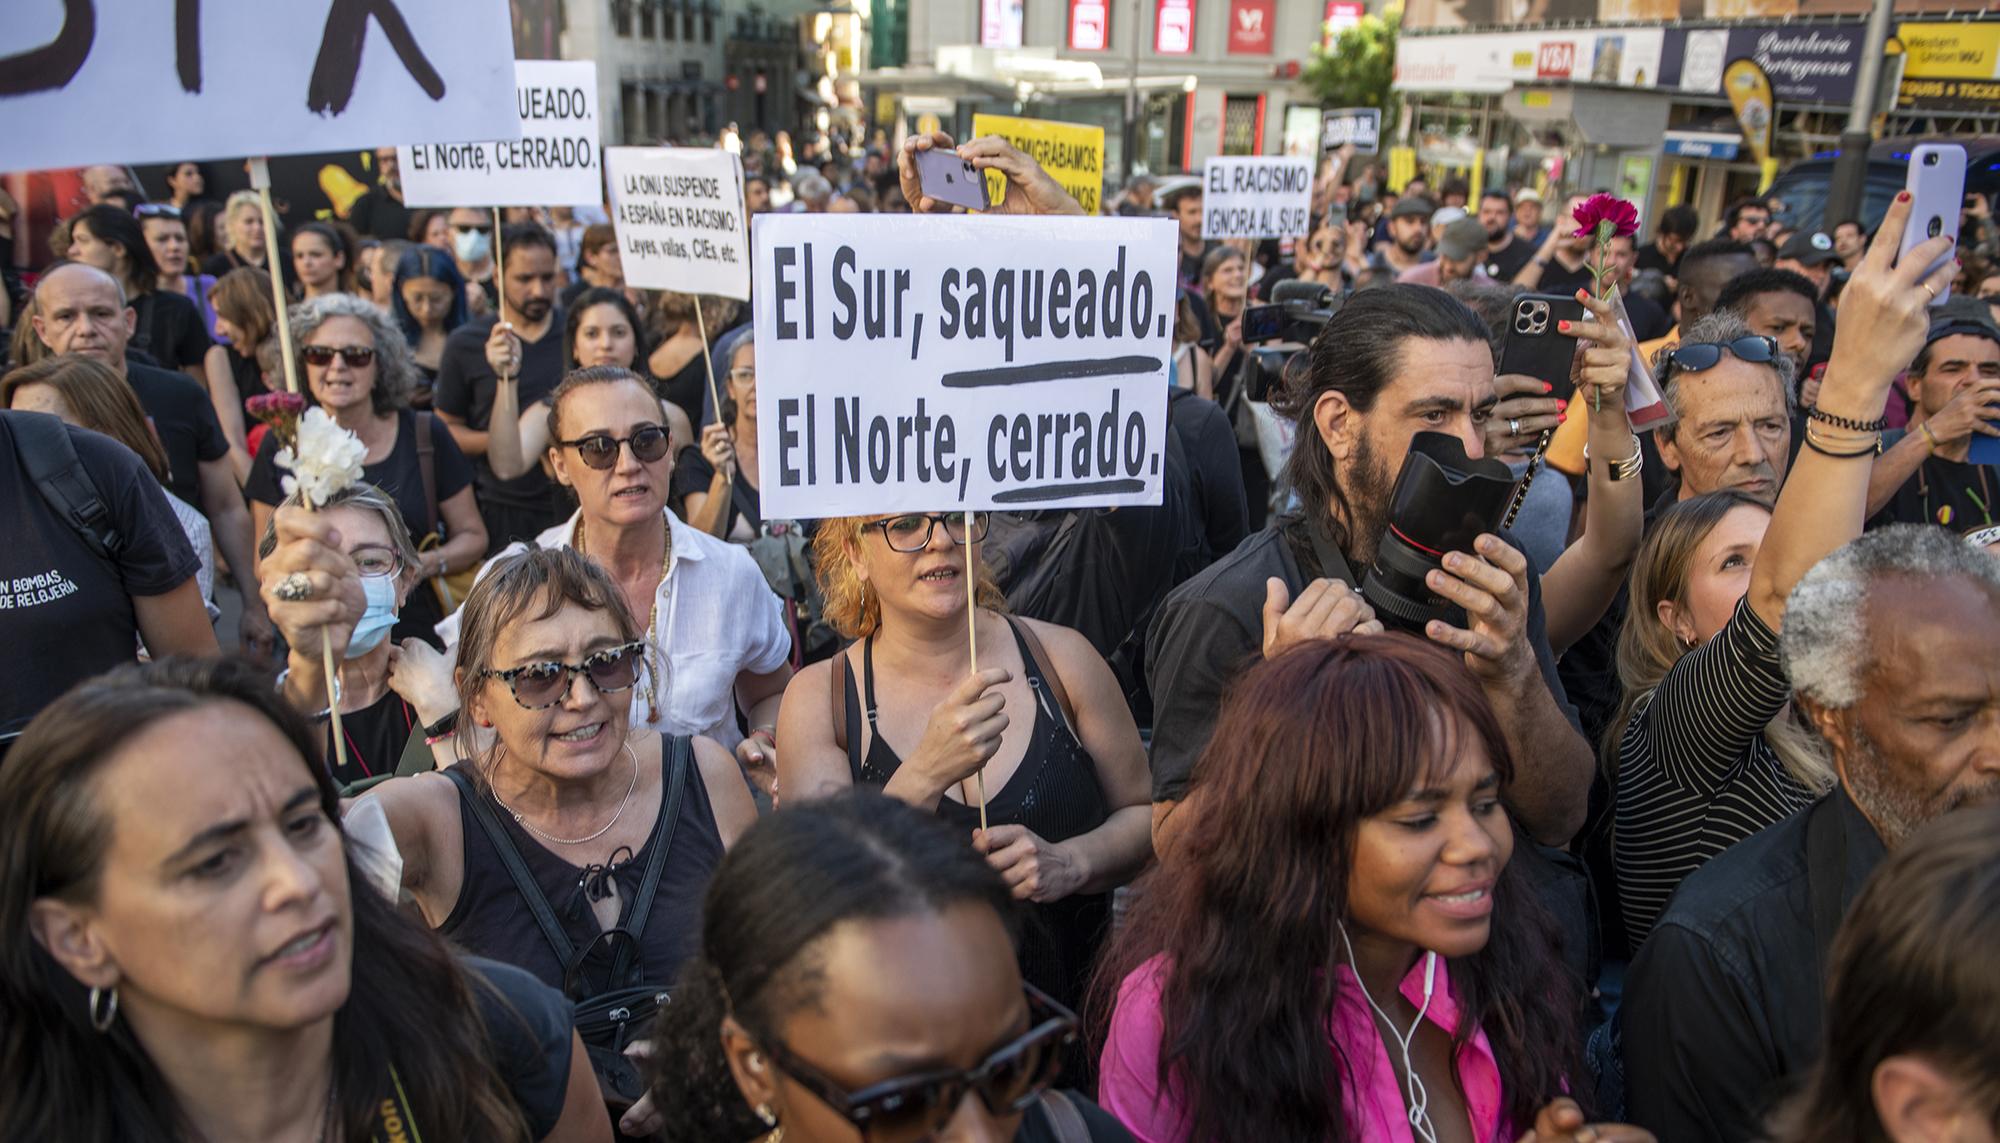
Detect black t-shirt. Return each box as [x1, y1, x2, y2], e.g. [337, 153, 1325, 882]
[671, 445, 761, 537]
[1482, 234, 1537, 283]
[656, 353, 708, 431]
[1167, 388, 1248, 566]
[129, 289, 213, 373]
[1636, 241, 1678, 280]
[223, 344, 270, 408]
[0, 414, 200, 740]
[1535, 257, 1597, 297]
[348, 187, 414, 242]
[127, 361, 228, 510]
[1869, 437, 2000, 532]
[460, 956, 576, 1140]
[1622, 289, 1673, 343]
[326, 691, 418, 788]
[201, 249, 253, 279]
[434, 314, 565, 509]
[1178, 240, 1215, 294]
[247, 409, 472, 645]
[1145, 517, 1577, 801]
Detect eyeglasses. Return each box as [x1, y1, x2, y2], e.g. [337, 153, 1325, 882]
[760, 983, 1076, 1143]
[558, 425, 672, 469]
[869, 512, 990, 553]
[351, 545, 404, 579]
[452, 223, 493, 235]
[480, 640, 648, 709]
[302, 344, 377, 368]
[727, 366, 757, 383]
[1665, 336, 1780, 374]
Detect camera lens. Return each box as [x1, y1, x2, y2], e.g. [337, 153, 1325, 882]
[1361, 432, 1522, 633]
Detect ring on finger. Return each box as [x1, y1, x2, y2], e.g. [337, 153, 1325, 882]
[1923, 282, 1938, 300]
[274, 572, 314, 602]
[1508, 418, 1521, 436]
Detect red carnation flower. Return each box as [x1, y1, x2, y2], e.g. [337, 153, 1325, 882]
[245, 391, 308, 445]
[1573, 193, 1640, 240]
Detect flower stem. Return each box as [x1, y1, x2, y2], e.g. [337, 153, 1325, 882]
[322, 639, 352, 775]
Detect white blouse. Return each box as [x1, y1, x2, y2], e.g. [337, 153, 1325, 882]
[436, 508, 791, 748]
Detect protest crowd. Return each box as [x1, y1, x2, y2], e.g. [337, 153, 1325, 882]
[7, 26, 2000, 1143]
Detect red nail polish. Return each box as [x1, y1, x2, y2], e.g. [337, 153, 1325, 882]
[1558, 412, 1568, 424]
[1898, 190, 1911, 202]
[1558, 320, 1571, 331]
[1542, 381, 1553, 393]
[1557, 398, 1569, 411]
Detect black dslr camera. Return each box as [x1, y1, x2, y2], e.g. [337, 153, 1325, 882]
[1361, 432, 1520, 634]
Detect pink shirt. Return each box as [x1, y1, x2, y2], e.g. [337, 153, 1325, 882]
[1100, 954, 1514, 1143]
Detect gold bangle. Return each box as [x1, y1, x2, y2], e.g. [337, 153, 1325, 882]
[1919, 422, 1942, 453]
[1583, 434, 1644, 482]
[1804, 422, 1882, 457]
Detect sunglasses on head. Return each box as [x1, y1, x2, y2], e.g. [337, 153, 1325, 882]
[302, 344, 376, 368]
[480, 640, 648, 709]
[558, 425, 672, 469]
[1665, 335, 1780, 373]
[133, 203, 182, 220]
[760, 983, 1076, 1143]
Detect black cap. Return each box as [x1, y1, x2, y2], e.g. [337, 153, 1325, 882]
[1777, 230, 1837, 266]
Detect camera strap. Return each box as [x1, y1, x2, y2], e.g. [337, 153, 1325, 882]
[1298, 514, 1359, 589]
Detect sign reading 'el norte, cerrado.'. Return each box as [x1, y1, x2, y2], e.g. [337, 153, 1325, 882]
[1201, 156, 1313, 240]
[752, 215, 1177, 518]
[397, 60, 601, 208]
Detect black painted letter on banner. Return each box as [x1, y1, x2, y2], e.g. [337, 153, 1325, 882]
[307, 0, 447, 116]
[177, 0, 200, 92]
[0, 0, 94, 96]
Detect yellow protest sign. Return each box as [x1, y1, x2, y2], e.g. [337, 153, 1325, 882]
[970, 114, 1106, 214]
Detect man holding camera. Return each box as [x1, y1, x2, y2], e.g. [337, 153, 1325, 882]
[1147, 284, 1619, 856]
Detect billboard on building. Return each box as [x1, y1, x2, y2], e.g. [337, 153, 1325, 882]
[983, 0, 1026, 48]
[1896, 22, 2000, 110]
[1402, 0, 1973, 30]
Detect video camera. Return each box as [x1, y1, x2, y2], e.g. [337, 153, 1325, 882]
[1240, 279, 1342, 404]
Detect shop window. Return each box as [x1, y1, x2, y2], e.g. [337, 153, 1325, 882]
[1221, 94, 1261, 156]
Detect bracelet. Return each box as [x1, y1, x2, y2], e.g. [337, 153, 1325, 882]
[1583, 434, 1644, 482]
[1919, 422, 1942, 453]
[1804, 422, 1882, 458]
[1806, 406, 1889, 433]
[425, 732, 457, 746]
[422, 711, 459, 740]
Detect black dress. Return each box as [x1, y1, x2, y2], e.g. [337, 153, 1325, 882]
[840, 618, 1113, 1015]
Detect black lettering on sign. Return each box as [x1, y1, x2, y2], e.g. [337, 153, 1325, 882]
[0, 0, 94, 96]
[308, 0, 446, 116]
[178, 0, 200, 92]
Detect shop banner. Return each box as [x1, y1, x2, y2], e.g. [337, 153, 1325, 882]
[751, 215, 1176, 518]
[970, 114, 1106, 214]
[397, 60, 600, 208]
[1068, 0, 1110, 51]
[1201, 157, 1313, 240]
[1896, 22, 2000, 110]
[606, 147, 750, 300]
[982, 0, 1025, 49]
[1660, 24, 1866, 104]
[1725, 58, 1776, 170]
[1, 0, 518, 172]
[1394, 29, 1663, 92]
[1323, 0, 1364, 48]
[1156, 0, 1196, 54]
[1228, 0, 1277, 54]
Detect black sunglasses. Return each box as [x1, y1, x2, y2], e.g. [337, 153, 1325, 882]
[1665, 335, 1779, 374]
[558, 425, 672, 469]
[761, 983, 1075, 1142]
[869, 512, 991, 553]
[452, 222, 493, 234]
[302, 344, 377, 368]
[133, 203, 182, 220]
[480, 640, 647, 709]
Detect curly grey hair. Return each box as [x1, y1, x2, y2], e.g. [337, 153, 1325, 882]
[1653, 309, 1797, 445]
[288, 292, 415, 415]
[1782, 525, 2000, 710]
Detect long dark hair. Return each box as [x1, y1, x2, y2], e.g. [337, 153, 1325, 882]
[390, 244, 471, 345]
[292, 221, 358, 295]
[563, 286, 651, 374]
[649, 791, 1020, 1139]
[1770, 804, 2000, 1143]
[73, 204, 159, 297]
[1271, 284, 1490, 553]
[1092, 634, 1583, 1141]
[0, 657, 531, 1142]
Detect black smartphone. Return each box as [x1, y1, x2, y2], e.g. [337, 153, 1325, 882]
[1499, 293, 1587, 401]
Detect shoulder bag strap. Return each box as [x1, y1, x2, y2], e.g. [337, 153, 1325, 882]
[830, 650, 850, 754]
[1036, 1091, 1092, 1143]
[603, 734, 689, 987]
[441, 766, 578, 968]
[413, 411, 439, 539]
[1009, 618, 1077, 730]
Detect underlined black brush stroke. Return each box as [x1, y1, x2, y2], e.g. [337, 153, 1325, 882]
[994, 478, 1145, 503]
[940, 356, 1163, 388]
[0, 0, 93, 96]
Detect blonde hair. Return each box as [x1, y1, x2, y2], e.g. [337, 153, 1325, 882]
[812, 515, 1007, 640]
[1609, 490, 1832, 792]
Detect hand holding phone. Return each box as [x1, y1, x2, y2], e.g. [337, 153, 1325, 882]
[914, 148, 989, 212]
[1899, 143, 1964, 306]
[1499, 294, 1587, 402]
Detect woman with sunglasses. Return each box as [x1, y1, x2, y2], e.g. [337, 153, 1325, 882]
[246, 293, 487, 647]
[441, 365, 794, 798]
[259, 486, 461, 790]
[649, 790, 1132, 1143]
[775, 511, 1152, 1019]
[1609, 190, 1959, 945]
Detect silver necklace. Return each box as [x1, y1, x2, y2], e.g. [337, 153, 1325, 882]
[491, 740, 640, 846]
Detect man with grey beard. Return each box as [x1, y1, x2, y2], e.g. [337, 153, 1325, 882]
[1622, 524, 2000, 1143]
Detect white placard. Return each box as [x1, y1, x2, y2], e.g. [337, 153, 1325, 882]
[0, 0, 519, 173]
[1201, 156, 1313, 240]
[753, 215, 1176, 519]
[397, 60, 601, 208]
[1320, 107, 1381, 153]
[605, 147, 749, 301]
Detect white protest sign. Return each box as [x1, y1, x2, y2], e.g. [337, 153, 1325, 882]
[1201, 156, 1313, 240]
[397, 60, 601, 208]
[1321, 107, 1381, 153]
[0, 0, 518, 173]
[605, 147, 749, 301]
[753, 215, 1177, 519]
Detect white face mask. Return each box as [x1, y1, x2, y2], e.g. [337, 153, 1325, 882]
[454, 228, 492, 265]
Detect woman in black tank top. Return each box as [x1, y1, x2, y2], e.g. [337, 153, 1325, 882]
[775, 513, 1154, 1016]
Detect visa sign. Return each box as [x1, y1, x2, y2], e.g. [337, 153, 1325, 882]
[1537, 41, 1576, 79]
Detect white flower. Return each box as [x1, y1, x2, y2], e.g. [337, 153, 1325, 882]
[276, 406, 368, 507]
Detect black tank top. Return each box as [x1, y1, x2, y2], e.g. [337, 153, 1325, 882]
[441, 735, 722, 996]
[842, 618, 1113, 1013]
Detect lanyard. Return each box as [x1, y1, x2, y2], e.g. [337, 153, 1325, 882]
[370, 1067, 423, 1143]
[332, 699, 413, 779]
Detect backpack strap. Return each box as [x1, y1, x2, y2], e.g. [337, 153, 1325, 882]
[12, 412, 122, 562]
[1037, 1091, 1092, 1143]
[830, 651, 849, 754]
[413, 411, 440, 539]
[442, 766, 577, 969]
[1010, 618, 1077, 730]
[603, 734, 688, 989]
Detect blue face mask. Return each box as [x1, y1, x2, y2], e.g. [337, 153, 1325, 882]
[453, 227, 491, 264]
[347, 573, 399, 659]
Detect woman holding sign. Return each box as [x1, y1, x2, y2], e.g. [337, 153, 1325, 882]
[774, 516, 1153, 1017]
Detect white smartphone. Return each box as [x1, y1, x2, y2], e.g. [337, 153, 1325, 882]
[1900, 142, 1965, 306]
[915, 148, 989, 212]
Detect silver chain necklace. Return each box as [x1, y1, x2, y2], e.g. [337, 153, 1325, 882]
[491, 740, 640, 846]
